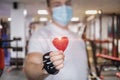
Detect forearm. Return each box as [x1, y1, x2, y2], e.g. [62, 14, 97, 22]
[23, 53, 48, 80]
[23, 51, 64, 80]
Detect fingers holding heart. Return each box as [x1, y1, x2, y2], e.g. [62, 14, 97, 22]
[56, 64, 64, 70]
[50, 51, 63, 57]
[49, 51, 65, 70]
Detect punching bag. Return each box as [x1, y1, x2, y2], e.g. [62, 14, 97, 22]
[0, 48, 4, 70]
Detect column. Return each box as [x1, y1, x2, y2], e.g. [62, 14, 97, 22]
[10, 2, 26, 58]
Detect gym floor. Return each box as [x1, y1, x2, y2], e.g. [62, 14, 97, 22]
[0, 66, 119, 80]
[1, 67, 26, 80]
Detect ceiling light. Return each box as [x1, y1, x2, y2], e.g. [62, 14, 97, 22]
[71, 17, 80, 22]
[8, 18, 12, 21]
[37, 10, 48, 15]
[39, 17, 48, 22]
[23, 9, 27, 16]
[0, 24, 3, 29]
[85, 10, 98, 15]
[98, 10, 102, 14]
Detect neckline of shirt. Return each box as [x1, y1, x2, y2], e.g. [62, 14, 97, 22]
[46, 22, 70, 35]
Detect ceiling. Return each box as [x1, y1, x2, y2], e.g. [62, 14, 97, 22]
[0, 0, 120, 21]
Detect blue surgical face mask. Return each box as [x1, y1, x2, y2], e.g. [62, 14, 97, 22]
[52, 5, 73, 27]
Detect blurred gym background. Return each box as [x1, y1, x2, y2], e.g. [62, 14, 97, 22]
[0, 0, 120, 80]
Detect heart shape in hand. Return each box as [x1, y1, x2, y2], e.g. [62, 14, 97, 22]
[52, 36, 69, 52]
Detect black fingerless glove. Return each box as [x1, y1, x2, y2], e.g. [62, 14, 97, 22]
[43, 52, 59, 75]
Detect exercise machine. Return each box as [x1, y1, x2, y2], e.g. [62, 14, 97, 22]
[84, 13, 120, 79]
[0, 37, 23, 77]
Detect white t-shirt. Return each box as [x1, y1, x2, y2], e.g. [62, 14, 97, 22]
[28, 22, 88, 80]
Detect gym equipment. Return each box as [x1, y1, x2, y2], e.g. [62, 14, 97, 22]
[84, 13, 120, 79]
[9, 37, 23, 70]
[0, 37, 23, 76]
[0, 48, 4, 77]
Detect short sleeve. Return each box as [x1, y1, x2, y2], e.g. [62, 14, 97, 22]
[28, 32, 49, 54]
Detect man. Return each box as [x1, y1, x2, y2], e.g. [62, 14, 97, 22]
[24, 0, 88, 80]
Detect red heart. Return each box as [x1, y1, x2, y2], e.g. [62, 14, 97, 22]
[52, 36, 69, 52]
